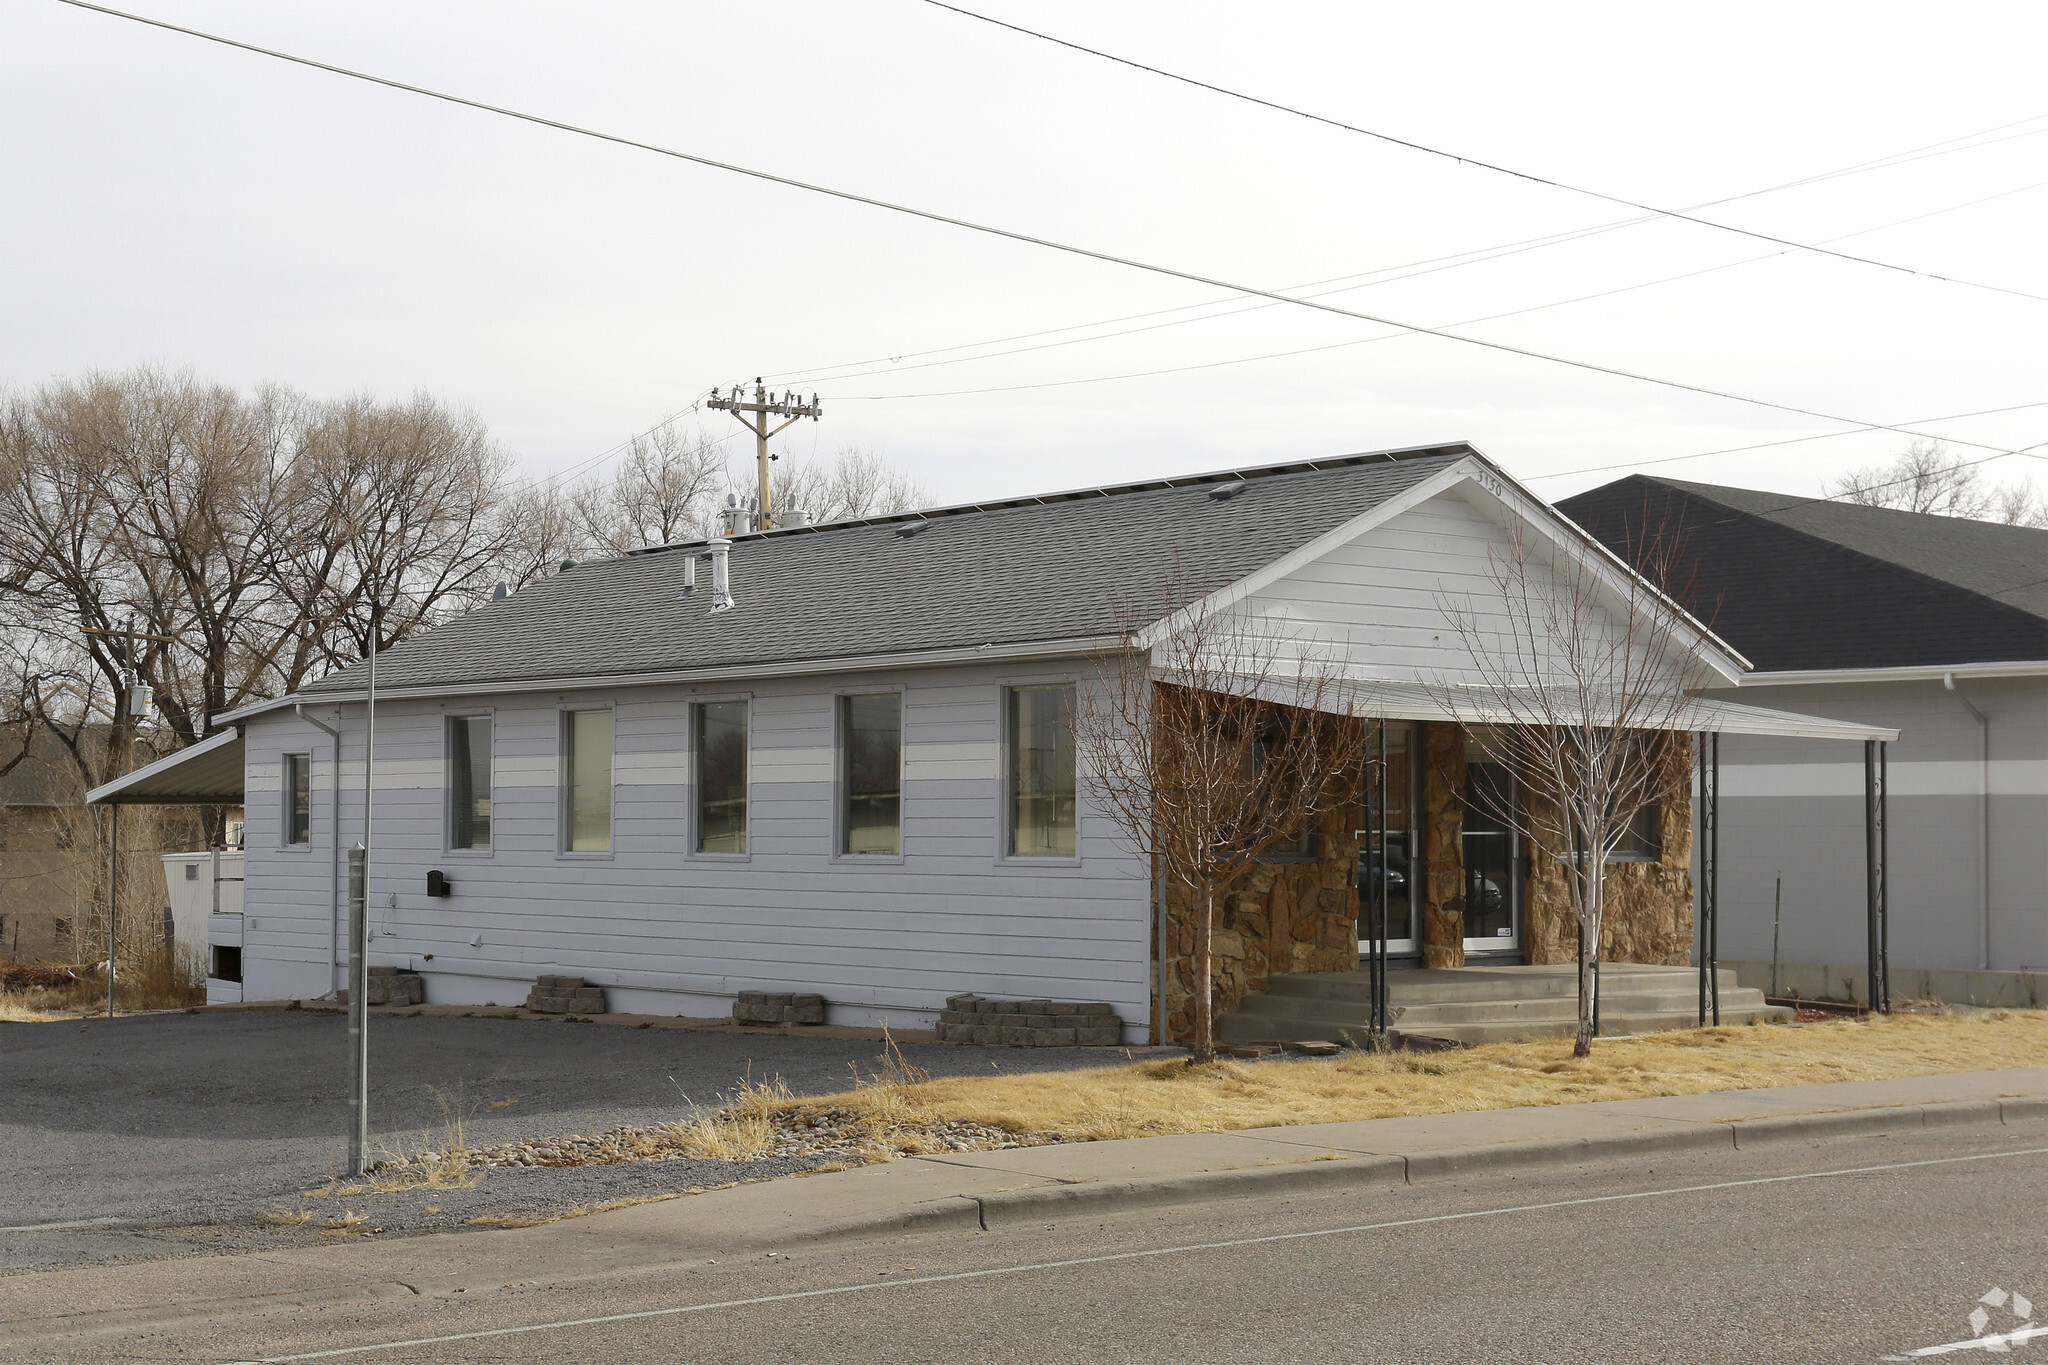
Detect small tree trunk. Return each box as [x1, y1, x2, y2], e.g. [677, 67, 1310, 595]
[1574, 862, 1602, 1058]
[1193, 881, 1217, 1064]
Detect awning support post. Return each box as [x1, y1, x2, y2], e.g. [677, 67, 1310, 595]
[1697, 731, 1720, 1026]
[1368, 720, 1390, 1037]
[1865, 739, 1890, 1015]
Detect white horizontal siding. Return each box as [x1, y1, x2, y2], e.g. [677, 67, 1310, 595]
[1240, 486, 1637, 685]
[236, 663, 1150, 1030]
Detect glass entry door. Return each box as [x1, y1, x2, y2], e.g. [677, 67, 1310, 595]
[1462, 738, 1521, 954]
[1359, 721, 1420, 959]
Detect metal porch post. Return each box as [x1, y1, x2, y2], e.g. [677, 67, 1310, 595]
[1697, 731, 1720, 1026]
[1370, 721, 1390, 1036]
[1865, 739, 1890, 1016]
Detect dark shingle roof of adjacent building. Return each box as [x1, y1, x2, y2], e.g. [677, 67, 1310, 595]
[302, 444, 1475, 696]
[1559, 475, 2048, 672]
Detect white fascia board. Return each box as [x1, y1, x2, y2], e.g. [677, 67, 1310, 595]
[1138, 453, 1751, 686]
[213, 694, 307, 727]
[1730, 660, 2048, 687]
[224, 636, 1123, 716]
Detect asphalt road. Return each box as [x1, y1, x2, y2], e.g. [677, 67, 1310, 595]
[0, 1009, 1146, 1266]
[25, 1120, 2048, 1364]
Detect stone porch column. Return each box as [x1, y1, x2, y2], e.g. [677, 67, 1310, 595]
[1421, 721, 1466, 968]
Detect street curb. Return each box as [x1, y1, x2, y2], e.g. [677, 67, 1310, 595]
[7, 1091, 2043, 1346]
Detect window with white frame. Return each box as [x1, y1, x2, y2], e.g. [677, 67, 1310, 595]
[696, 700, 748, 853]
[1006, 684, 1075, 857]
[840, 693, 901, 855]
[448, 714, 492, 850]
[563, 709, 613, 852]
[283, 753, 311, 846]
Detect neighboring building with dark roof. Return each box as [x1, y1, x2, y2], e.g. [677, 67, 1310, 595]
[1562, 475, 2048, 994]
[99, 446, 1883, 1035]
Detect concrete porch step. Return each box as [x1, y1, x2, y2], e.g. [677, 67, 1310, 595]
[1261, 964, 1742, 1006]
[1217, 964, 1789, 1046]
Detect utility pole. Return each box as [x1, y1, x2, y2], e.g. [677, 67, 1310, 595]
[705, 380, 821, 532]
[81, 617, 168, 1018]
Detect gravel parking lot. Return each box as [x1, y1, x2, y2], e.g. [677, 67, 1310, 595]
[0, 1009, 1152, 1273]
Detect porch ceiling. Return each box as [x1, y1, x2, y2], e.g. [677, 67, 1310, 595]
[1209, 676, 1901, 743]
[85, 727, 245, 805]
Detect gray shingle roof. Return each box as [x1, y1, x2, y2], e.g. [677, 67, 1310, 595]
[302, 445, 1474, 696]
[1560, 475, 2048, 671]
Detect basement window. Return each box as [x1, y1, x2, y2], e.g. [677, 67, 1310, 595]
[210, 944, 242, 983]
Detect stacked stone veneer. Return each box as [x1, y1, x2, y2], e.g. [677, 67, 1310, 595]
[936, 994, 1124, 1046]
[525, 975, 607, 1014]
[1522, 733, 1695, 966]
[733, 991, 827, 1025]
[1162, 799, 1361, 1045]
[339, 966, 423, 1007]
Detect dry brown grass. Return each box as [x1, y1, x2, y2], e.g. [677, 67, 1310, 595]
[314, 1088, 484, 1196]
[0, 945, 203, 1020]
[776, 1011, 2048, 1143]
[662, 1074, 788, 1160]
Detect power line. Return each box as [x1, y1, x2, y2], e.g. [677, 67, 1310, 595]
[1526, 398, 2048, 485]
[819, 173, 2048, 399]
[762, 115, 2048, 388]
[920, 0, 2048, 307]
[56, 1, 2048, 473]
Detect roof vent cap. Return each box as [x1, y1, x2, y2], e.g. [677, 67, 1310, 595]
[1207, 482, 1249, 502]
[895, 521, 930, 539]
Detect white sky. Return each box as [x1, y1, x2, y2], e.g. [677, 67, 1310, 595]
[5, 0, 2047, 510]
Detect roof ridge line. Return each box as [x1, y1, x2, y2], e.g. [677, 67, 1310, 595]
[623, 442, 1478, 556]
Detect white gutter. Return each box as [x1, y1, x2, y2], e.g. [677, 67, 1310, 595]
[1944, 674, 1992, 972]
[213, 636, 1126, 725]
[1734, 660, 2048, 686]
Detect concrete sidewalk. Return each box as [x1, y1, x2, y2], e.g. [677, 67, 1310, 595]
[8, 1066, 2048, 1346]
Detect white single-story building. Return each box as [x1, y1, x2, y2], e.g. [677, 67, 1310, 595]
[92, 445, 1893, 1040]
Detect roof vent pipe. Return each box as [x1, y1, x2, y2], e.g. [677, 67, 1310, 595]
[680, 553, 696, 597]
[708, 538, 736, 613]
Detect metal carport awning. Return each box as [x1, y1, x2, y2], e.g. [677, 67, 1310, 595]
[1193, 673, 1897, 1027]
[85, 727, 245, 806]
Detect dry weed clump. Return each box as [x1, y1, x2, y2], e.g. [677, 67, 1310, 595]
[0, 944, 203, 1020]
[770, 1010, 2048, 1144]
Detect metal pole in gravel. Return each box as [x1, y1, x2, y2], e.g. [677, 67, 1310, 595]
[346, 609, 378, 1178]
[347, 843, 368, 1176]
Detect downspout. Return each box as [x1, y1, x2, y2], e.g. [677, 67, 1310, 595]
[1942, 674, 1992, 970]
[297, 703, 344, 997]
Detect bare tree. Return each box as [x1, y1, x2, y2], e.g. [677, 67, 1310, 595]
[1434, 523, 1713, 1056]
[572, 421, 727, 555]
[1077, 577, 1360, 1063]
[1827, 440, 2047, 526]
[773, 444, 930, 523]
